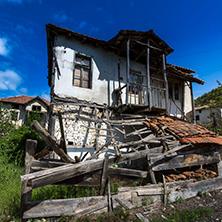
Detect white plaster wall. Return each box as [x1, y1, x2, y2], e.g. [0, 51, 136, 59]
[26, 99, 48, 112]
[184, 81, 192, 115]
[196, 108, 222, 124]
[53, 36, 148, 106]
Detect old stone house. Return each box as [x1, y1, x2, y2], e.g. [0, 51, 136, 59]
[0, 95, 50, 127]
[46, 24, 205, 159]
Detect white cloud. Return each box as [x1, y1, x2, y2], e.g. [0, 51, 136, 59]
[0, 70, 22, 91]
[20, 87, 28, 94]
[41, 93, 50, 101]
[79, 21, 87, 29]
[0, 38, 9, 56]
[53, 12, 73, 24]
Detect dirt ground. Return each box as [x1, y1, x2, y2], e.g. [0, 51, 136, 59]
[143, 189, 222, 221]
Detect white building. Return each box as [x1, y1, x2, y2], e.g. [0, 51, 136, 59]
[46, 24, 205, 159]
[195, 105, 222, 124]
[0, 95, 50, 127]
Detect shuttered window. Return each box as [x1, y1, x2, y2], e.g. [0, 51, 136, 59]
[73, 54, 91, 88]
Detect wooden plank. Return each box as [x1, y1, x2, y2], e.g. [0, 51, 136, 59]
[34, 146, 52, 160]
[20, 139, 37, 221]
[32, 120, 74, 163]
[136, 213, 149, 222]
[151, 144, 192, 164]
[21, 146, 163, 188]
[118, 134, 161, 149]
[108, 167, 147, 178]
[100, 154, 109, 195]
[147, 154, 157, 184]
[137, 187, 163, 196]
[23, 196, 107, 219]
[127, 129, 152, 136]
[152, 153, 220, 171]
[162, 175, 167, 206]
[58, 111, 67, 154]
[115, 198, 130, 210]
[31, 159, 68, 168]
[168, 176, 222, 202]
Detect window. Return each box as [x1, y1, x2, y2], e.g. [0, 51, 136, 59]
[32, 105, 41, 112]
[174, 83, 179, 100]
[168, 82, 180, 100]
[199, 110, 202, 113]
[12, 103, 19, 110]
[73, 54, 91, 88]
[168, 82, 173, 98]
[196, 115, 200, 121]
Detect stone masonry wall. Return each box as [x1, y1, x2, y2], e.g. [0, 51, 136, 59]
[53, 104, 107, 148]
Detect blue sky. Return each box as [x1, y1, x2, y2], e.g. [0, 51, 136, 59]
[0, 0, 221, 101]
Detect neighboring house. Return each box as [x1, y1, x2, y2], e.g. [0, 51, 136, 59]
[195, 105, 222, 124]
[0, 95, 50, 127]
[46, 24, 205, 159]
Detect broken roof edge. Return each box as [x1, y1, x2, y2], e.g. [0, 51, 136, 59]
[107, 29, 174, 55]
[167, 63, 205, 85]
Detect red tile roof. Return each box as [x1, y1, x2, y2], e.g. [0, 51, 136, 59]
[0, 95, 50, 106]
[145, 116, 222, 145]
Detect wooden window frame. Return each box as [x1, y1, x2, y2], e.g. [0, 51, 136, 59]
[73, 53, 92, 89]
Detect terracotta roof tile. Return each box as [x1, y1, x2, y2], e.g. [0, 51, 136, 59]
[145, 116, 222, 145]
[0, 95, 50, 106]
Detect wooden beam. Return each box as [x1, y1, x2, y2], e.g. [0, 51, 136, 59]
[108, 167, 147, 178]
[32, 120, 74, 163]
[21, 146, 163, 188]
[100, 155, 109, 195]
[58, 111, 67, 154]
[20, 140, 37, 221]
[147, 39, 152, 110]
[152, 153, 220, 171]
[126, 39, 130, 105]
[162, 54, 169, 113]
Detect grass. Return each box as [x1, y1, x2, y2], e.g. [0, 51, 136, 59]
[151, 207, 212, 222]
[0, 155, 23, 222]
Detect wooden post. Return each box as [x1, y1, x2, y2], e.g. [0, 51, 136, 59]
[32, 120, 74, 163]
[118, 63, 121, 88]
[162, 54, 169, 114]
[190, 82, 196, 124]
[107, 177, 113, 212]
[181, 81, 185, 119]
[100, 154, 109, 195]
[126, 39, 130, 105]
[217, 152, 222, 176]
[58, 111, 67, 154]
[162, 174, 167, 206]
[20, 139, 37, 221]
[147, 40, 152, 110]
[147, 154, 157, 184]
